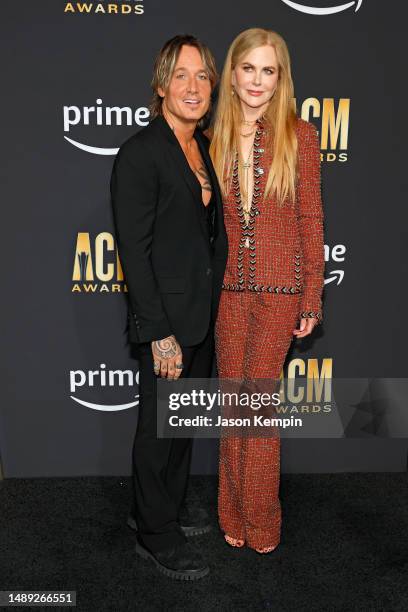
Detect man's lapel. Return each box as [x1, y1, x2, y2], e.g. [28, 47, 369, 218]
[156, 115, 201, 202]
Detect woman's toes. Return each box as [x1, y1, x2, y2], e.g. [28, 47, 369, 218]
[254, 545, 277, 554]
[224, 534, 245, 547]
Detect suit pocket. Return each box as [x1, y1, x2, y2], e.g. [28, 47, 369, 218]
[157, 276, 185, 294]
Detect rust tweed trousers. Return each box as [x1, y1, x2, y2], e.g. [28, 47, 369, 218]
[215, 288, 301, 550]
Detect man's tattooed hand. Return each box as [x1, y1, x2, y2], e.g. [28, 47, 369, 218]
[151, 335, 183, 380]
[153, 336, 179, 358]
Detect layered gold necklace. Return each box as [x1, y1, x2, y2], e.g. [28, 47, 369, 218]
[240, 119, 257, 138]
[240, 119, 257, 224]
[242, 145, 253, 224]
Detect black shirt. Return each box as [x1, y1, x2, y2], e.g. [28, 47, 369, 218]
[201, 191, 215, 247]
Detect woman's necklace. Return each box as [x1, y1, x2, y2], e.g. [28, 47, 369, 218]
[240, 129, 255, 138]
[240, 115, 263, 228]
[240, 118, 257, 138]
[241, 142, 253, 228]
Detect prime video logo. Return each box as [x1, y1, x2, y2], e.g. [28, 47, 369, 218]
[281, 0, 362, 15]
[324, 243, 346, 286]
[63, 99, 150, 155]
[70, 363, 139, 411]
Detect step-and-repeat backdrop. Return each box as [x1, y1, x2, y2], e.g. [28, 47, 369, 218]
[2, 0, 407, 476]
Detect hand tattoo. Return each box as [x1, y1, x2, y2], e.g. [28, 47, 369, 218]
[153, 335, 180, 359]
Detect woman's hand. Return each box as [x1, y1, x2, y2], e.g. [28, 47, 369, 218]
[151, 335, 183, 380]
[293, 317, 318, 339]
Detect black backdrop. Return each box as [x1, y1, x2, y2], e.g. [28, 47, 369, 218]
[1, 0, 407, 477]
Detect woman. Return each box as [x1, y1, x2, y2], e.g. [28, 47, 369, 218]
[210, 28, 325, 553]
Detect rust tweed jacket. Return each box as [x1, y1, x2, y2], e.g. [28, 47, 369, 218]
[221, 116, 325, 322]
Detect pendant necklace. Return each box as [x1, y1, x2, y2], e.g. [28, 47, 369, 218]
[242, 143, 253, 237]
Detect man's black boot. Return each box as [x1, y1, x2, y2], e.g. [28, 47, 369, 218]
[135, 537, 210, 580]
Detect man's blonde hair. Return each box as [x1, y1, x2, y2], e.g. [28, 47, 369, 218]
[150, 34, 218, 128]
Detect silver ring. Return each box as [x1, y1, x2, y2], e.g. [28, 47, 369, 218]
[175, 363, 184, 369]
[154, 362, 160, 369]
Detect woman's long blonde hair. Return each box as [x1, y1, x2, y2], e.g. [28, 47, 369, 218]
[210, 28, 298, 205]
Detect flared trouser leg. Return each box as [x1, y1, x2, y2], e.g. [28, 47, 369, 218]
[215, 289, 301, 549]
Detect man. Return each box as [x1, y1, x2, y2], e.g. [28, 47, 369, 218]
[110, 35, 227, 580]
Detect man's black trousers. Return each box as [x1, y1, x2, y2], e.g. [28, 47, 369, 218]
[131, 326, 214, 553]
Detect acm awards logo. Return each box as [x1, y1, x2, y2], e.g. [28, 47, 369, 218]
[281, 0, 362, 15]
[63, 97, 350, 161]
[70, 363, 139, 411]
[298, 98, 350, 162]
[280, 357, 333, 413]
[72, 232, 127, 293]
[64, 1, 144, 15]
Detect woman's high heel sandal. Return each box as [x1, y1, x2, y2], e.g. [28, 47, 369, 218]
[224, 534, 245, 548]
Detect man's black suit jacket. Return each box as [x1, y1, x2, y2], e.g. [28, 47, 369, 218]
[110, 115, 228, 346]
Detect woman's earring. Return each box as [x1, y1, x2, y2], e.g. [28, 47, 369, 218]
[231, 88, 235, 97]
